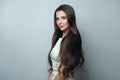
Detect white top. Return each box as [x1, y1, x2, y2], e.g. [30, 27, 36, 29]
[50, 38, 62, 80]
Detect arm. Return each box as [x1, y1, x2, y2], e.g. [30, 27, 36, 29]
[48, 70, 52, 80]
[55, 65, 65, 80]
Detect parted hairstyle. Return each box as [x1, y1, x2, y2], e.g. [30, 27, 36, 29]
[48, 4, 84, 79]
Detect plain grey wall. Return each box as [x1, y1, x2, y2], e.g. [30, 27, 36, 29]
[0, 0, 120, 80]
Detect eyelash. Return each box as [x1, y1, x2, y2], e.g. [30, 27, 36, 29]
[62, 17, 66, 19]
[56, 17, 66, 20]
[56, 18, 59, 20]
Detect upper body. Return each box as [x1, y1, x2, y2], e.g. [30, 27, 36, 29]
[48, 4, 84, 80]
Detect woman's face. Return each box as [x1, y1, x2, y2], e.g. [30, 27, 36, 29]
[56, 10, 69, 33]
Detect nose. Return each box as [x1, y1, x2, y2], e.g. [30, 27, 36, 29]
[57, 19, 62, 25]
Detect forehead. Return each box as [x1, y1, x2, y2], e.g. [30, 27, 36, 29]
[56, 10, 67, 17]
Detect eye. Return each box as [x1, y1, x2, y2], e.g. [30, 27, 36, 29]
[56, 17, 59, 21]
[62, 16, 66, 19]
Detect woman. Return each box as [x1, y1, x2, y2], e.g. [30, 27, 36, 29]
[48, 4, 84, 80]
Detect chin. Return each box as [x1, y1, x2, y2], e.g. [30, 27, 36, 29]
[60, 29, 64, 31]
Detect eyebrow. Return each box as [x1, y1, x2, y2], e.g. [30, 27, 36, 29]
[56, 15, 67, 18]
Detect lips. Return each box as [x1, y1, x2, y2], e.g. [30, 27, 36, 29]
[59, 25, 64, 29]
[60, 26, 63, 29]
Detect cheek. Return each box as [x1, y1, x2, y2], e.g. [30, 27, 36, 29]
[66, 20, 69, 25]
[56, 21, 58, 25]
[66, 21, 69, 27]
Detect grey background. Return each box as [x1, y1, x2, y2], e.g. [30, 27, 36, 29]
[0, 0, 120, 80]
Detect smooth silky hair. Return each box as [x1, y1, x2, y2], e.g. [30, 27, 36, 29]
[48, 4, 84, 79]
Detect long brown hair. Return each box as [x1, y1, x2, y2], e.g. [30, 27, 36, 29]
[48, 4, 84, 78]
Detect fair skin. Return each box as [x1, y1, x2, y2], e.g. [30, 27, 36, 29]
[56, 10, 70, 38]
[48, 70, 52, 80]
[48, 10, 69, 80]
[48, 65, 64, 80]
[55, 11, 69, 79]
[55, 65, 65, 80]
